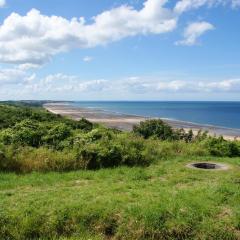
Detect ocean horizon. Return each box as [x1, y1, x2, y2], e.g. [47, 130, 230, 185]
[70, 101, 240, 130]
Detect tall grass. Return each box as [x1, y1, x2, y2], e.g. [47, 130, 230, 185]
[0, 139, 212, 173]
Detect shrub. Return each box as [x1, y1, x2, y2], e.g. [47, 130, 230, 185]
[0, 119, 45, 147]
[115, 134, 149, 166]
[133, 119, 197, 143]
[204, 137, 240, 157]
[0, 151, 7, 170]
[0, 104, 60, 129]
[0, 129, 13, 145]
[77, 143, 122, 169]
[133, 119, 175, 140]
[75, 118, 93, 131]
[174, 129, 194, 142]
[195, 130, 208, 142]
[0, 146, 20, 171]
[76, 134, 150, 170]
[42, 123, 72, 148]
[85, 128, 116, 142]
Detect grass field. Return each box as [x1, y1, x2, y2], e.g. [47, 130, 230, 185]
[1, 156, 239, 239]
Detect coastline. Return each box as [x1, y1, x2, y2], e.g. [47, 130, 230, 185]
[44, 103, 240, 140]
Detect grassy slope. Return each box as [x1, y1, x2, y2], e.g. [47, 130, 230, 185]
[0, 156, 239, 239]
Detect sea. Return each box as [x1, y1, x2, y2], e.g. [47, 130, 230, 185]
[71, 101, 240, 130]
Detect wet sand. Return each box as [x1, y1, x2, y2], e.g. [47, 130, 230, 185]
[44, 103, 240, 140]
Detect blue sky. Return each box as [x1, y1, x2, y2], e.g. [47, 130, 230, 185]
[0, 0, 240, 100]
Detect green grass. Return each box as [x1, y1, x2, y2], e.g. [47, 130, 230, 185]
[0, 156, 240, 239]
[1, 104, 240, 239]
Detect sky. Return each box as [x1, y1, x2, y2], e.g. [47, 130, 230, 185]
[0, 0, 240, 101]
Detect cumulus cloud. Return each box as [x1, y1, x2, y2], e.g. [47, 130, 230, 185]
[0, 0, 239, 66]
[174, 0, 215, 13]
[78, 79, 109, 91]
[175, 21, 214, 46]
[125, 77, 190, 93]
[22, 73, 110, 94]
[0, 0, 5, 8]
[125, 77, 240, 93]
[202, 78, 240, 91]
[1, 68, 240, 97]
[0, 0, 177, 66]
[83, 56, 93, 62]
[34, 74, 237, 94]
[174, 0, 240, 14]
[0, 67, 34, 84]
[17, 63, 41, 70]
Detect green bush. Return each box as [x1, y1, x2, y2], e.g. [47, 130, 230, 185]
[0, 119, 45, 147]
[0, 145, 20, 171]
[75, 118, 93, 131]
[133, 119, 175, 140]
[85, 128, 116, 142]
[76, 134, 150, 170]
[204, 137, 240, 157]
[0, 104, 60, 129]
[133, 119, 196, 142]
[0, 150, 7, 170]
[77, 143, 122, 169]
[115, 134, 149, 166]
[43, 123, 72, 148]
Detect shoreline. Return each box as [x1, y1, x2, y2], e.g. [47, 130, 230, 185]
[44, 103, 240, 140]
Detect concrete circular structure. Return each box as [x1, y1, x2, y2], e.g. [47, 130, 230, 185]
[187, 162, 229, 170]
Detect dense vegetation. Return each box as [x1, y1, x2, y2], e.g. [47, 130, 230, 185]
[0, 104, 150, 172]
[0, 104, 239, 173]
[0, 103, 240, 239]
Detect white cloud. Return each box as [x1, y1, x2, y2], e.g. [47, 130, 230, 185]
[174, 0, 240, 13]
[24, 73, 36, 83]
[83, 56, 93, 62]
[44, 75, 238, 94]
[0, 67, 33, 84]
[174, 0, 215, 13]
[202, 78, 240, 91]
[156, 80, 188, 91]
[17, 63, 41, 70]
[232, 0, 240, 7]
[0, 0, 5, 8]
[0, 0, 177, 66]
[78, 79, 109, 91]
[175, 21, 214, 46]
[125, 77, 240, 93]
[21, 73, 110, 94]
[125, 77, 191, 93]
[1, 69, 240, 99]
[0, 0, 238, 67]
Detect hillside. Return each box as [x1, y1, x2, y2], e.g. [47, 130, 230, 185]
[0, 103, 239, 239]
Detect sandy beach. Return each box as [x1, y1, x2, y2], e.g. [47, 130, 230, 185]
[44, 103, 240, 140]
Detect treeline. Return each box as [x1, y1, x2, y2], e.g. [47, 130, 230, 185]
[0, 103, 239, 173]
